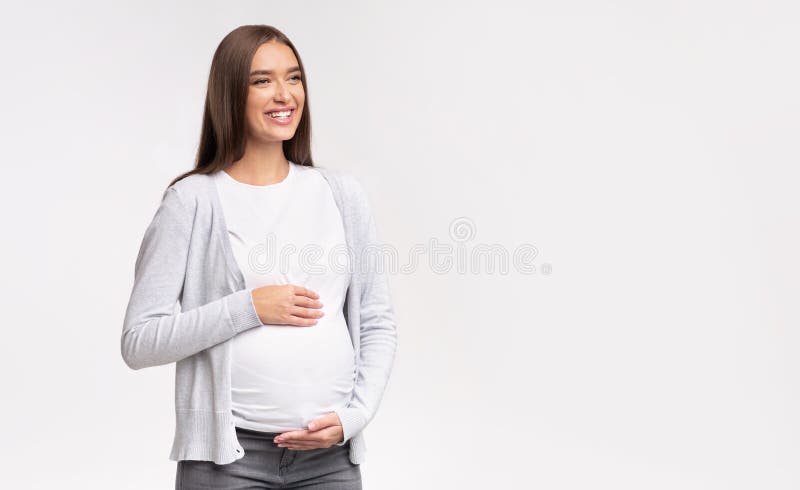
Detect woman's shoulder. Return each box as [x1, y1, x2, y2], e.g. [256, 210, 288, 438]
[172, 171, 221, 194]
[310, 165, 368, 202]
[167, 172, 213, 194]
[310, 165, 377, 238]
[157, 172, 217, 215]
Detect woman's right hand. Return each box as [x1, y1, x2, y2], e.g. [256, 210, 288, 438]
[251, 285, 325, 327]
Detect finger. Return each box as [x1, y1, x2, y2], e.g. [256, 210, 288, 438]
[279, 440, 320, 449]
[308, 412, 342, 432]
[275, 430, 306, 440]
[279, 439, 325, 450]
[291, 305, 325, 319]
[274, 430, 310, 443]
[308, 416, 334, 431]
[293, 285, 319, 299]
[280, 427, 337, 445]
[294, 296, 323, 309]
[274, 428, 332, 444]
[286, 315, 318, 327]
[276, 438, 313, 446]
[281, 444, 322, 451]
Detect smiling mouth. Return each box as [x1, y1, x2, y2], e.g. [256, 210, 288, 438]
[265, 108, 295, 119]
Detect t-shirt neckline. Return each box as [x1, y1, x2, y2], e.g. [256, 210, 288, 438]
[220, 161, 295, 189]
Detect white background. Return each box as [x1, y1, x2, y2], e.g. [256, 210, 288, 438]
[0, 1, 798, 488]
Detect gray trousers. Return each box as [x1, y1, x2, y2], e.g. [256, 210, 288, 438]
[175, 426, 362, 489]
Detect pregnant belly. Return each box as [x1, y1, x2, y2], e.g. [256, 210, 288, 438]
[230, 311, 355, 432]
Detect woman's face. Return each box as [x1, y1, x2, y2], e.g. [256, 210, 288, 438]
[244, 41, 305, 144]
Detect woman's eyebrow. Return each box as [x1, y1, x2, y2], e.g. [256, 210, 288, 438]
[250, 66, 301, 76]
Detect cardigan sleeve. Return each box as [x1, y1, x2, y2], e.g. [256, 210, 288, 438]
[121, 186, 264, 371]
[332, 175, 398, 445]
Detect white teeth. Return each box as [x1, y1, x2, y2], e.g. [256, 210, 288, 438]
[268, 110, 292, 118]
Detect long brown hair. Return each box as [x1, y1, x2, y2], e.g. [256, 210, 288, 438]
[167, 25, 313, 188]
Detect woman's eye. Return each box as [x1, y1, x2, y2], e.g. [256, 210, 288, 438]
[254, 76, 300, 85]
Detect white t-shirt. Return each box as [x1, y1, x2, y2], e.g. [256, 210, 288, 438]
[212, 162, 355, 433]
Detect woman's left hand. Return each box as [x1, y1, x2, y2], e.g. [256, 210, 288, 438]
[273, 412, 344, 450]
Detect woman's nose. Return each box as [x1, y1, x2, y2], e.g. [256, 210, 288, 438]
[274, 83, 290, 101]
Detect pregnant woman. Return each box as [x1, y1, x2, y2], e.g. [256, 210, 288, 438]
[121, 25, 397, 489]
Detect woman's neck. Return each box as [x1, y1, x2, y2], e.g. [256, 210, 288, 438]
[227, 141, 289, 186]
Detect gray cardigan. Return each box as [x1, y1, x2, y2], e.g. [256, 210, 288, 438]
[121, 165, 398, 465]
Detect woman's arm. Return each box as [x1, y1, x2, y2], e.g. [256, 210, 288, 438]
[333, 176, 399, 445]
[120, 186, 264, 370]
